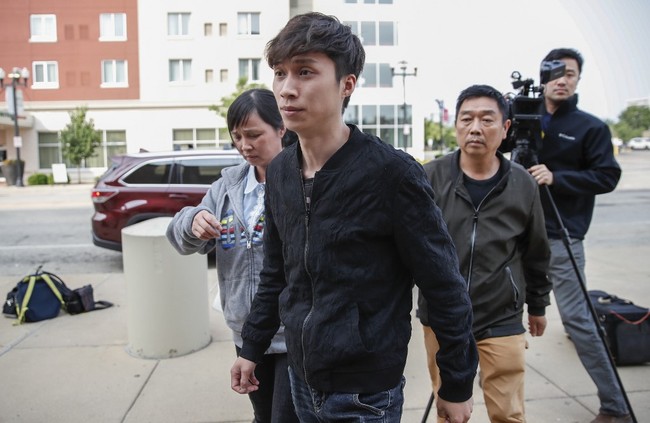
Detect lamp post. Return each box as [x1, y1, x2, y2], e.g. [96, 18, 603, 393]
[391, 61, 417, 149]
[435, 99, 444, 151]
[0, 66, 30, 187]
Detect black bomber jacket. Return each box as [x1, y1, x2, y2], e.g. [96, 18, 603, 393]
[240, 125, 478, 402]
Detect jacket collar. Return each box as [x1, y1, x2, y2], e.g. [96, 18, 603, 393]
[293, 124, 365, 173]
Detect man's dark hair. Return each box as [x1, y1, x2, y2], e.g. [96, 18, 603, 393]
[455, 84, 509, 123]
[265, 12, 365, 110]
[543, 48, 584, 74]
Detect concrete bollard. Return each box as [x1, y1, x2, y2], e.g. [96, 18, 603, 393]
[122, 217, 211, 359]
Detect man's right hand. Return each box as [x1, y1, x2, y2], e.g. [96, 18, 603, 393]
[437, 397, 473, 423]
[230, 356, 260, 394]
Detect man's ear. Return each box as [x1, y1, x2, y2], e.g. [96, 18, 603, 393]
[342, 74, 357, 97]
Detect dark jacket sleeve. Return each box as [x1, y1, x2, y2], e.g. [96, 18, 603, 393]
[393, 163, 478, 403]
[521, 182, 552, 316]
[551, 123, 621, 196]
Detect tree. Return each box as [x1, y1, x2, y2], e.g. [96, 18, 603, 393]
[612, 105, 650, 141]
[59, 107, 102, 183]
[209, 77, 267, 119]
[425, 118, 457, 153]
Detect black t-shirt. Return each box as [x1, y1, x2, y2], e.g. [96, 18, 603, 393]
[463, 167, 502, 209]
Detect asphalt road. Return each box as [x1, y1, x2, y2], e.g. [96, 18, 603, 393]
[0, 151, 648, 280]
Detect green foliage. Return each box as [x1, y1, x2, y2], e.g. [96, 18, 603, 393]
[27, 173, 50, 185]
[59, 107, 102, 183]
[424, 118, 457, 151]
[612, 105, 650, 141]
[209, 77, 267, 119]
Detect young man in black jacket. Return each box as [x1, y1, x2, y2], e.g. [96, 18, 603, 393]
[230, 12, 478, 422]
[419, 85, 551, 422]
[528, 48, 628, 423]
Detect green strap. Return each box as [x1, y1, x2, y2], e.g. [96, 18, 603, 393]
[16, 276, 36, 324]
[40, 274, 66, 306]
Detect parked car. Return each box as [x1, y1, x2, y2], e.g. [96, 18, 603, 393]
[627, 137, 650, 150]
[91, 149, 244, 251]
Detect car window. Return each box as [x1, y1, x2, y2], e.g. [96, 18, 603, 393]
[175, 157, 242, 185]
[122, 160, 172, 185]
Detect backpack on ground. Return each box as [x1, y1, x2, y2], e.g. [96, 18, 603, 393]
[3, 266, 113, 324]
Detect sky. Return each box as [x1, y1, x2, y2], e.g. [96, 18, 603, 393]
[404, 0, 650, 122]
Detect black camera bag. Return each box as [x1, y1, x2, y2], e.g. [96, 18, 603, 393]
[589, 290, 650, 365]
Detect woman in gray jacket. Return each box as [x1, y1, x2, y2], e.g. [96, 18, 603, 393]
[166, 89, 297, 423]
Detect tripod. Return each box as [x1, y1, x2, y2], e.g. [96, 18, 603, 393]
[536, 181, 636, 423]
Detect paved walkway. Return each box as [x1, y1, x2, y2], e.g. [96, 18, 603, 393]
[1, 152, 649, 422]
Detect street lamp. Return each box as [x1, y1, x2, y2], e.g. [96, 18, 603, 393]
[435, 99, 445, 151]
[391, 60, 417, 149]
[0, 66, 30, 187]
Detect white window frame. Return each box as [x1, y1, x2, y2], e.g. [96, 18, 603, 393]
[99, 13, 127, 41]
[169, 59, 192, 83]
[237, 12, 260, 35]
[238, 58, 261, 82]
[32, 61, 59, 89]
[168, 12, 191, 37]
[101, 60, 128, 87]
[30, 14, 57, 42]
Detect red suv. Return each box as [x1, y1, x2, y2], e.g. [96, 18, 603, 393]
[91, 150, 244, 251]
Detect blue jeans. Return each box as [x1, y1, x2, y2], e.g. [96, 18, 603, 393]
[549, 238, 629, 416]
[288, 366, 405, 422]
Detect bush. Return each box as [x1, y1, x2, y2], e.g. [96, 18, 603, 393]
[27, 173, 50, 185]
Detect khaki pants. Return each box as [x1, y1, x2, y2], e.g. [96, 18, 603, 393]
[422, 326, 527, 423]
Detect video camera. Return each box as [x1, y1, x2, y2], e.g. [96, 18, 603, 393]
[499, 60, 566, 168]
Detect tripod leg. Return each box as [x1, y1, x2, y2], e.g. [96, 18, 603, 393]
[421, 391, 435, 423]
[541, 185, 636, 422]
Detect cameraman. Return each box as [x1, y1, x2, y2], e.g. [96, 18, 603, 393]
[529, 48, 628, 423]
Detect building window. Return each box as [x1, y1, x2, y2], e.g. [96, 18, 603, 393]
[345, 104, 411, 148]
[38, 130, 127, 170]
[32, 61, 59, 89]
[169, 59, 192, 82]
[219, 23, 228, 36]
[204, 23, 213, 36]
[378, 21, 395, 45]
[239, 58, 260, 82]
[360, 63, 393, 88]
[172, 128, 226, 150]
[30, 14, 57, 42]
[354, 21, 395, 46]
[100, 13, 126, 41]
[360, 21, 376, 45]
[220, 69, 228, 82]
[238, 12, 260, 35]
[101, 60, 128, 87]
[168, 12, 190, 36]
[86, 130, 127, 168]
[205, 69, 214, 83]
[38, 132, 61, 169]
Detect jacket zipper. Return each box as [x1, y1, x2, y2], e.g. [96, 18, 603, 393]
[463, 179, 502, 291]
[506, 267, 520, 309]
[300, 170, 315, 386]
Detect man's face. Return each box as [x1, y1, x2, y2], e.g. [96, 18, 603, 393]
[455, 97, 510, 158]
[543, 57, 580, 105]
[272, 52, 355, 136]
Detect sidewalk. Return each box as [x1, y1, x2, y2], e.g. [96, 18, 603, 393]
[1, 152, 649, 422]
